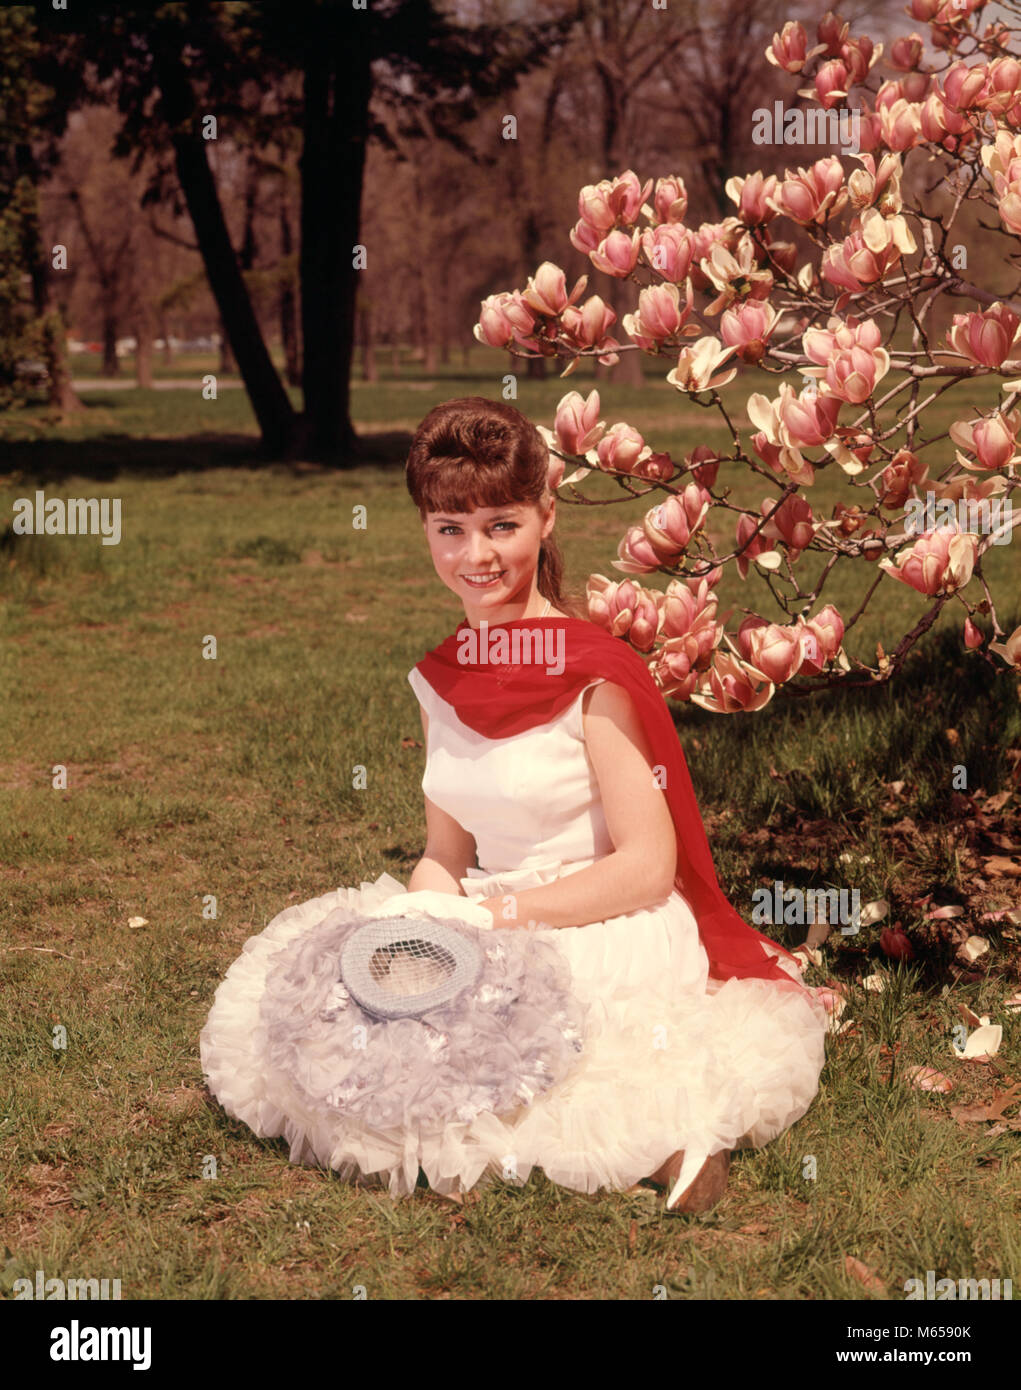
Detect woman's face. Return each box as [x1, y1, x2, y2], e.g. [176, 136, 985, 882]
[423, 500, 555, 626]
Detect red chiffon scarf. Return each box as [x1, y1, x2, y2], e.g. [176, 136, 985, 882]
[415, 616, 803, 987]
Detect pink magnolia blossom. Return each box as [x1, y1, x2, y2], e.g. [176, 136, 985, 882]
[642, 484, 713, 560]
[946, 302, 1021, 367]
[657, 580, 723, 674]
[880, 927, 915, 962]
[812, 59, 850, 109]
[996, 182, 1021, 236]
[908, 0, 942, 22]
[665, 336, 739, 393]
[590, 228, 641, 277]
[615, 525, 667, 574]
[735, 513, 771, 579]
[554, 389, 604, 455]
[622, 281, 695, 350]
[686, 445, 721, 489]
[853, 106, 883, 154]
[748, 382, 842, 450]
[648, 636, 702, 700]
[802, 315, 890, 403]
[879, 449, 928, 508]
[890, 34, 924, 70]
[652, 175, 688, 224]
[920, 89, 973, 144]
[560, 294, 616, 346]
[586, 575, 660, 650]
[606, 170, 653, 224]
[687, 220, 743, 290]
[719, 302, 780, 364]
[475, 291, 536, 348]
[876, 98, 923, 151]
[942, 61, 988, 110]
[576, 182, 617, 233]
[823, 344, 891, 403]
[633, 451, 675, 483]
[799, 605, 845, 674]
[963, 617, 983, 650]
[821, 210, 916, 292]
[699, 236, 774, 313]
[741, 622, 806, 685]
[990, 624, 1021, 669]
[768, 158, 847, 226]
[596, 422, 647, 475]
[840, 35, 881, 85]
[520, 262, 587, 317]
[817, 10, 850, 55]
[765, 20, 814, 73]
[847, 152, 903, 214]
[879, 529, 979, 595]
[899, 71, 932, 104]
[724, 171, 779, 226]
[803, 313, 884, 362]
[761, 492, 816, 559]
[983, 57, 1021, 117]
[640, 224, 699, 283]
[690, 651, 775, 714]
[949, 410, 1020, 471]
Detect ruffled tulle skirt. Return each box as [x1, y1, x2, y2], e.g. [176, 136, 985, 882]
[199, 865, 829, 1199]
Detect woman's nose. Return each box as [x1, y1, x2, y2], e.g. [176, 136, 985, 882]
[466, 531, 498, 564]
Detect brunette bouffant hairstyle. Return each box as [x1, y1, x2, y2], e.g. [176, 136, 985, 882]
[405, 397, 579, 616]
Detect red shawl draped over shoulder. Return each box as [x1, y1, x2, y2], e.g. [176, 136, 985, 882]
[415, 616, 802, 986]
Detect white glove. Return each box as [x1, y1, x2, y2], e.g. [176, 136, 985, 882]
[366, 888, 495, 932]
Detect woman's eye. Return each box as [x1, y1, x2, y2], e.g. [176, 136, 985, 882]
[492, 522, 518, 532]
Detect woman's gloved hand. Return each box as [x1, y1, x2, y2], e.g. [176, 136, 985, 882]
[366, 888, 495, 932]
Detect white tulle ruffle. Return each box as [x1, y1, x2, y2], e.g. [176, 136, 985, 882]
[199, 866, 828, 1198]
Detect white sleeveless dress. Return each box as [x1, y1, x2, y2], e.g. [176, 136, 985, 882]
[199, 667, 829, 1200]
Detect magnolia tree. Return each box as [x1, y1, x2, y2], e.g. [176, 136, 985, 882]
[474, 0, 1021, 714]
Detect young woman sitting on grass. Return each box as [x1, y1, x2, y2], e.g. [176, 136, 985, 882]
[201, 396, 829, 1213]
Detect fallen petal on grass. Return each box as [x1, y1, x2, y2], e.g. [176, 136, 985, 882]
[903, 1066, 953, 1093]
[843, 1255, 886, 1294]
[951, 1023, 1002, 1061]
[859, 897, 890, 927]
[958, 935, 990, 964]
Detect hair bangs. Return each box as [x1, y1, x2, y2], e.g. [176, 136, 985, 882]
[415, 455, 526, 517]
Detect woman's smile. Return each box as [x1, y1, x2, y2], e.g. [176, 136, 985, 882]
[461, 570, 507, 588]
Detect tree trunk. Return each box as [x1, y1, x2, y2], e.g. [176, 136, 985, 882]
[279, 197, 300, 387]
[135, 303, 154, 389]
[41, 310, 81, 415]
[359, 304, 377, 382]
[299, 11, 371, 463]
[218, 315, 236, 374]
[14, 142, 83, 413]
[102, 312, 119, 375]
[151, 44, 297, 456]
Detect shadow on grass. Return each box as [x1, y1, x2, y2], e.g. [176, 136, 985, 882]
[672, 619, 1021, 826]
[0, 428, 415, 483]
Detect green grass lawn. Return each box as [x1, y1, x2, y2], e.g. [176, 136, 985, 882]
[1, 364, 1019, 1300]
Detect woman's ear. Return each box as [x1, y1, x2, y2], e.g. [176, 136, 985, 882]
[541, 500, 556, 540]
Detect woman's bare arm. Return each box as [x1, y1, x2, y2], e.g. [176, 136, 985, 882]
[478, 682, 679, 929]
[406, 707, 478, 894]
